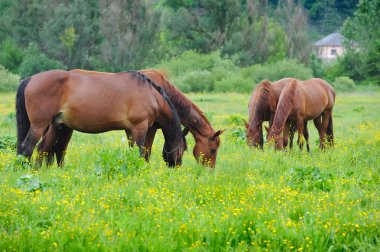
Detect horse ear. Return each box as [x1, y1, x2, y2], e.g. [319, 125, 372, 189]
[264, 125, 270, 133]
[183, 127, 190, 137]
[211, 129, 226, 140]
[243, 119, 249, 129]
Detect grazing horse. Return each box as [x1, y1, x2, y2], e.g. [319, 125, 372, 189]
[267, 78, 335, 150]
[137, 69, 224, 167]
[16, 70, 185, 167]
[246, 78, 309, 149]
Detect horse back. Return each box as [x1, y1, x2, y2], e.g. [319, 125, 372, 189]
[272, 78, 295, 100]
[298, 78, 334, 118]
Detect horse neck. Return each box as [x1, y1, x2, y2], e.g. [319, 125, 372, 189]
[158, 106, 183, 147]
[155, 76, 215, 140]
[187, 108, 216, 141]
[271, 82, 297, 134]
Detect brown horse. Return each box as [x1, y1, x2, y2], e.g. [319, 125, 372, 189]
[137, 69, 224, 167]
[246, 78, 309, 149]
[267, 78, 335, 150]
[16, 70, 185, 167]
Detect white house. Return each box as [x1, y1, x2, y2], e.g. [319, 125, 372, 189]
[314, 32, 346, 61]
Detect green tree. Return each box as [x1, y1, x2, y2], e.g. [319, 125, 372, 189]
[95, 0, 161, 71]
[161, 0, 242, 54]
[39, 0, 101, 69]
[343, 0, 380, 84]
[19, 44, 66, 79]
[276, 0, 311, 63]
[0, 40, 24, 73]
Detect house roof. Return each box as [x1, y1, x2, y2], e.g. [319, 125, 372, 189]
[314, 32, 345, 47]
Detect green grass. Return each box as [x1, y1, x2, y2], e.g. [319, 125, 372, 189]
[0, 90, 379, 251]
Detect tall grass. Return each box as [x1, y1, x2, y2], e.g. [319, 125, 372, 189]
[0, 90, 379, 251]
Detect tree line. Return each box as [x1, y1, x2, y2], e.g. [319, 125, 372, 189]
[0, 0, 378, 86]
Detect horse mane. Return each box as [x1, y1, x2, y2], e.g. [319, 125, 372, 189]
[271, 79, 297, 134]
[250, 80, 273, 125]
[128, 70, 174, 109]
[128, 70, 183, 142]
[143, 69, 213, 131]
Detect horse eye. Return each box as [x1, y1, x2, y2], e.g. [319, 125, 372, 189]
[210, 149, 216, 155]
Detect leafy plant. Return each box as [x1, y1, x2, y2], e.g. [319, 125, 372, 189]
[16, 174, 49, 192]
[0, 135, 17, 150]
[230, 127, 246, 142]
[6, 155, 31, 171]
[287, 166, 333, 192]
[95, 147, 146, 180]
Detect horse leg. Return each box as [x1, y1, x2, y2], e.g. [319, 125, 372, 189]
[289, 123, 296, 150]
[125, 129, 134, 147]
[142, 125, 158, 161]
[36, 125, 58, 167]
[313, 116, 322, 135]
[54, 125, 73, 167]
[319, 110, 332, 149]
[283, 123, 290, 148]
[130, 123, 148, 161]
[303, 121, 310, 152]
[326, 113, 334, 146]
[296, 118, 305, 150]
[19, 125, 47, 163]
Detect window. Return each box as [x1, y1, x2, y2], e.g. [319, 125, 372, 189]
[331, 49, 337, 56]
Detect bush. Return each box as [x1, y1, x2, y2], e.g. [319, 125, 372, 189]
[0, 135, 17, 150]
[156, 50, 240, 92]
[242, 59, 314, 84]
[19, 44, 66, 79]
[0, 40, 24, 73]
[154, 51, 314, 93]
[172, 69, 213, 92]
[287, 167, 333, 192]
[332, 76, 356, 92]
[0, 65, 20, 92]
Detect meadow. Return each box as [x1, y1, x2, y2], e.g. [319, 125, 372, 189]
[0, 89, 379, 251]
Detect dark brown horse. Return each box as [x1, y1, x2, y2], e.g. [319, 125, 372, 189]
[16, 70, 185, 167]
[137, 69, 224, 167]
[246, 78, 305, 149]
[267, 78, 335, 150]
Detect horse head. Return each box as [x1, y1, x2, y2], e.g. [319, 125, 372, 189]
[245, 119, 264, 149]
[192, 129, 225, 168]
[162, 136, 185, 167]
[265, 126, 284, 150]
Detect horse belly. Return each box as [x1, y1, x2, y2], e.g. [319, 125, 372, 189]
[58, 106, 131, 134]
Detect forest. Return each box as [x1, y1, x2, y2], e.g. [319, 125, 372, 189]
[0, 0, 379, 93]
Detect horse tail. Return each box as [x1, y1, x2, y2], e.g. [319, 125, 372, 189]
[16, 77, 31, 154]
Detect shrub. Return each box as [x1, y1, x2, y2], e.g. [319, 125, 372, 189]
[154, 51, 314, 93]
[0, 135, 17, 150]
[95, 147, 146, 180]
[156, 50, 240, 92]
[0, 65, 20, 92]
[19, 44, 66, 79]
[0, 40, 24, 73]
[287, 167, 333, 192]
[214, 74, 252, 93]
[171, 69, 213, 92]
[242, 59, 314, 84]
[332, 76, 356, 92]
